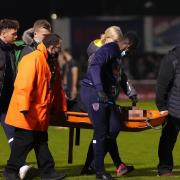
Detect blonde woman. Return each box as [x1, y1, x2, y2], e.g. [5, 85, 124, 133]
[80, 27, 138, 179]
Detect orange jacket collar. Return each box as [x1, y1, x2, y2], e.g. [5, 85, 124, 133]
[37, 43, 48, 59]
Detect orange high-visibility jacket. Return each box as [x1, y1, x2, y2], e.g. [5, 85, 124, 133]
[5, 43, 67, 131]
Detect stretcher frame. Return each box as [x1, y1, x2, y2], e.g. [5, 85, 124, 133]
[50, 107, 167, 163]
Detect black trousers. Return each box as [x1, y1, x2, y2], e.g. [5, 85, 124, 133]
[80, 85, 121, 172]
[158, 115, 180, 174]
[0, 113, 15, 148]
[5, 128, 55, 177]
[83, 106, 122, 170]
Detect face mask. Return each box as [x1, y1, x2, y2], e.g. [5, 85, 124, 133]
[48, 51, 59, 59]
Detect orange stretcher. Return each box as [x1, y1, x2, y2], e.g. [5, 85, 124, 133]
[50, 106, 168, 163]
[66, 108, 167, 131]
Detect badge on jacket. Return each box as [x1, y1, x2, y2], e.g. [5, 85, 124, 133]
[92, 103, 99, 111]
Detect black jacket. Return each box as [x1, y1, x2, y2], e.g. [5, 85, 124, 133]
[18, 41, 37, 61]
[0, 39, 16, 113]
[156, 46, 180, 118]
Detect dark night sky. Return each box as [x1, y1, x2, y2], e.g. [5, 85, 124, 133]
[0, 0, 180, 36]
[0, 0, 50, 35]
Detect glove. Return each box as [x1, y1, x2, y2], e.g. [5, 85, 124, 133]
[129, 95, 138, 105]
[97, 91, 108, 103]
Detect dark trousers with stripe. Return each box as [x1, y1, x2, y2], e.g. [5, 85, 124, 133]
[0, 113, 15, 148]
[5, 128, 55, 177]
[80, 84, 121, 172]
[158, 115, 180, 174]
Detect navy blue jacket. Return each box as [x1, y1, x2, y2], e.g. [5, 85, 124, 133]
[82, 42, 136, 100]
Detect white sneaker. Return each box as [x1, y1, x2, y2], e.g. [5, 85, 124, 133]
[19, 165, 32, 179]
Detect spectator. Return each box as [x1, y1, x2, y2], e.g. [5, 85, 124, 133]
[156, 45, 180, 176]
[58, 48, 79, 110]
[0, 18, 19, 147]
[63, 49, 78, 100]
[0, 18, 33, 179]
[19, 19, 51, 61]
[15, 19, 52, 179]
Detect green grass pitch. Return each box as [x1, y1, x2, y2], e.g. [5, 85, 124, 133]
[0, 100, 180, 179]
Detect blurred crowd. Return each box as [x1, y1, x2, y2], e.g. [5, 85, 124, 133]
[76, 52, 164, 81]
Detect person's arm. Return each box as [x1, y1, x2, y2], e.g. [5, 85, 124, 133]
[89, 42, 120, 92]
[120, 70, 137, 96]
[71, 66, 78, 100]
[14, 54, 36, 113]
[120, 70, 138, 104]
[156, 53, 174, 111]
[51, 64, 67, 112]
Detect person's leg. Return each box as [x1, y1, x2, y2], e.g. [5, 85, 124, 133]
[81, 140, 95, 175]
[82, 124, 121, 174]
[108, 107, 121, 168]
[81, 106, 122, 175]
[79, 89, 95, 174]
[0, 113, 15, 148]
[91, 110, 114, 180]
[34, 131, 55, 175]
[4, 128, 33, 179]
[84, 140, 94, 168]
[80, 85, 112, 179]
[108, 107, 134, 176]
[0, 114, 34, 179]
[158, 115, 179, 175]
[34, 131, 65, 179]
[88, 104, 110, 173]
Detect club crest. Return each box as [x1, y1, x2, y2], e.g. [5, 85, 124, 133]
[92, 103, 99, 111]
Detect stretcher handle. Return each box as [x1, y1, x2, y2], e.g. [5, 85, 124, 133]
[145, 118, 168, 130]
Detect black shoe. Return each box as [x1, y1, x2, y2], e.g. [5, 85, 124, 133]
[158, 171, 174, 177]
[41, 171, 66, 180]
[81, 165, 95, 175]
[3, 170, 20, 180]
[96, 171, 113, 180]
[158, 172, 174, 176]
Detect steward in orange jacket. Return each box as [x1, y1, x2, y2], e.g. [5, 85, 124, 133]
[5, 38, 67, 131]
[4, 34, 67, 180]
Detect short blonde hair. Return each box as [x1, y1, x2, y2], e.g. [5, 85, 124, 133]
[101, 26, 123, 44]
[33, 19, 51, 32]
